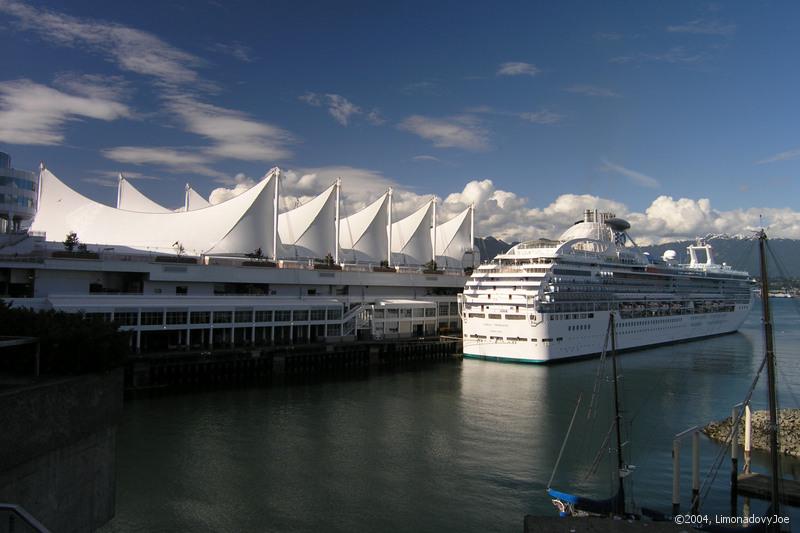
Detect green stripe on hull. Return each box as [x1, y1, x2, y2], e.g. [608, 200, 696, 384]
[463, 353, 547, 364]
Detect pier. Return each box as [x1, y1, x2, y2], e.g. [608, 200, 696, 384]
[126, 336, 462, 391]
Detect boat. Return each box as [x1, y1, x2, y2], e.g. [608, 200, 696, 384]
[459, 209, 754, 363]
[543, 230, 782, 531]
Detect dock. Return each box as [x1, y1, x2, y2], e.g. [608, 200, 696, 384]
[125, 336, 462, 391]
[524, 516, 688, 532]
[737, 472, 800, 506]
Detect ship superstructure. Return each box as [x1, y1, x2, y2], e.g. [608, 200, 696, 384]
[459, 210, 753, 363]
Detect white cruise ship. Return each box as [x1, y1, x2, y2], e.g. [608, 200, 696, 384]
[459, 210, 753, 363]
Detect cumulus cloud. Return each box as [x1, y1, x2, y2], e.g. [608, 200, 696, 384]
[0, 78, 130, 145]
[398, 114, 489, 151]
[497, 62, 540, 77]
[193, 164, 800, 245]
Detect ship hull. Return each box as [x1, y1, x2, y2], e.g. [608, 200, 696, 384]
[462, 305, 752, 364]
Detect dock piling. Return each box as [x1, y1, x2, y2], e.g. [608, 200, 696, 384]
[672, 438, 680, 515]
[692, 431, 700, 513]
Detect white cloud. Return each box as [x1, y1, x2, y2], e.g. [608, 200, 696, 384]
[497, 62, 540, 77]
[102, 146, 225, 179]
[166, 96, 294, 161]
[0, 0, 204, 87]
[299, 92, 366, 126]
[182, 163, 800, 244]
[366, 109, 385, 125]
[325, 94, 360, 126]
[208, 41, 254, 62]
[565, 84, 620, 97]
[666, 19, 736, 36]
[519, 109, 563, 125]
[412, 155, 441, 162]
[610, 47, 708, 65]
[209, 172, 257, 204]
[756, 147, 800, 164]
[398, 114, 489, 151]
[601, 159, 661, 188]
[0, 79, 130, 145]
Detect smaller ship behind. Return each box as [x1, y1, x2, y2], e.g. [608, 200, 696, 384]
[459, 210, 753, 363]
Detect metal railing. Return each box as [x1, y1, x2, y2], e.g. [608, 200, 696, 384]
[0, 504, 51, 533]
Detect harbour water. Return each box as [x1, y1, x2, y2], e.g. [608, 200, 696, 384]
[102, 300, 800, 532]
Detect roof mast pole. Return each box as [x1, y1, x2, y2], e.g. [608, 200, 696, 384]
[387, 188, 393, 267]
[431, 197, 437, 266]
[116, 173, 123, 209]
[272, 168, 280, 261]
[470, 203, 475, 266]
[335, 177, 341, 265]
[184, 183, 190, 211]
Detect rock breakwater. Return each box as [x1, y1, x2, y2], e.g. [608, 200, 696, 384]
[703, 408, 800, 456]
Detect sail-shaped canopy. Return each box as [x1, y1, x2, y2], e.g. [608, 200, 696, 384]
[435, 206, 474, 268]
[339, 191, 389, 263]
[391, 200, 433, 265]
[185, 185, 210, 211]
[117, 177, 171, 213]
[31, 168, 280, 257]
[278, 183, 337, 260]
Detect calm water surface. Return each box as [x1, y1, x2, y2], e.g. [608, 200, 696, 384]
[103, 301, 800, 532]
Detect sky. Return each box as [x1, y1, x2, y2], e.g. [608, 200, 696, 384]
[1, 0, 800, 244]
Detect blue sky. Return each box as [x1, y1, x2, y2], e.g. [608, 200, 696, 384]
[2, 0, 800, 242]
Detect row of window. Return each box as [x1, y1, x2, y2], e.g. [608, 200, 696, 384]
[373, 307, 437, 319]
[0, 176, 36, 191]
[468, 334, 564, 343]
[93, 308, 344, 326]
[0, 194, 35, 208]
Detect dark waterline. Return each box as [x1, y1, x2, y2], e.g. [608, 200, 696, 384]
[102, 300, 800, 532]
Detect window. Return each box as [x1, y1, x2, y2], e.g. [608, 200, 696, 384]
[326, 324, 341, 336]
[439, 303, 450, 316]
[310, 309, 326, 321]
[387, 308, 399, 318]
[213, 311, 232, 323]
[255, 310, 272, 322]
[175, 286, 188, 295]
[141, 311, 163, 325]
[293, 310, 309, 321]
[374, 309, 385, 319]
[327, 308, 342, 320]
[235, 310, 252, 323]
[505, 314, 525, 320]
[488, 314, 502, 319]
[85, 312, 111, 322]
[400, 308, 412, 318]
[424, 308, 436, 317]
[166, 311, 187, 325]
[468, 313, 485, 318]
[190, 311, 210, 324]
[274, 310, 291, 322]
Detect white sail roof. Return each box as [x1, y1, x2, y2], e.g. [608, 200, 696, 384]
[31, 168, 280, 257]
[278, 183, 337, 260]
[391, 200, 433, 265]
[117, 177, 171, 213]
[185, 185, 210, 211]
[339, 191, 389, 263]
[435, 206, 473, 268]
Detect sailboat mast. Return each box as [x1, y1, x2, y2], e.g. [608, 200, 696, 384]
[758, 230, 781, 519]
[609, 314, 625, 515]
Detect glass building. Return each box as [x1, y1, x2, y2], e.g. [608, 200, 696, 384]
[0, 152, 37, 232]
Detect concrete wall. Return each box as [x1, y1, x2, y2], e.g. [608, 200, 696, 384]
[0, 370, 123, 532]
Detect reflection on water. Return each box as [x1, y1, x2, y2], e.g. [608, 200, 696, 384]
[102, 301, 800, 533]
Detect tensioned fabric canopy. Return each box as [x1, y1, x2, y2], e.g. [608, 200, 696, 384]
[391, 200, 433, 266]
[117, 177, 171, 213]
[31, 168, 280, 257]
[339, 191, 389, 263]
[185, 185, 210, 211]
[435, 206, 474, 268]
[277, 183, 337, 260]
